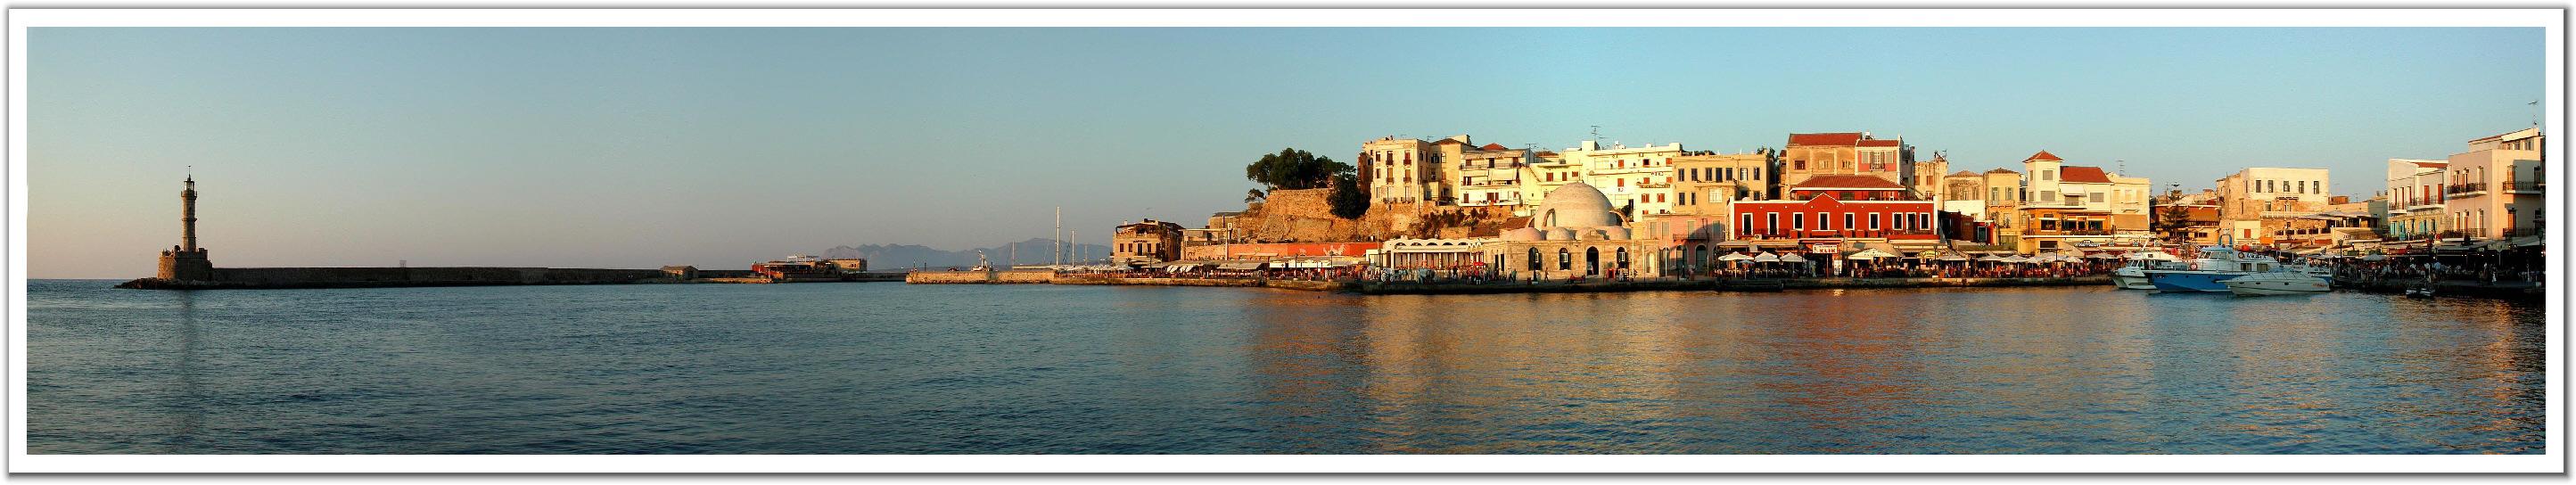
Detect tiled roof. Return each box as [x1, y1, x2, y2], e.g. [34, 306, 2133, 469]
[2024, 151, 2063, 162]
[1432, 138, 1469, 145]
[1791, 175, 1907, 190]
[1856, 139, 1902, 147]
[1478, 144, 1509, 151]
[2061, 166, 2113, 184]
[1788, 133, 1865, 146]
[2411, 160, 2448, 168]
[1985, 168, 2021, 175]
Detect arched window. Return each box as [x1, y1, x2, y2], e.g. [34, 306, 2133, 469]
[1528, 248, 1543, 269]
[1616, 247, 1630, 269]
[1585, 247, 1601, 275]
[1557, 248, 1572, 270]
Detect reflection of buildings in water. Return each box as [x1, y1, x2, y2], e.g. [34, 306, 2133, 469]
[1236, 290, 1376, 451]
[1744, 292, 1931, 451]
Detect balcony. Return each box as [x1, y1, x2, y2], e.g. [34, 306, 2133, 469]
[2505, 180, 2544, 193]
[2445, 182, 2489, 198]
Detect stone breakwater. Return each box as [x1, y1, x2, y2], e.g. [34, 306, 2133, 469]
[116, 267, 678, 290]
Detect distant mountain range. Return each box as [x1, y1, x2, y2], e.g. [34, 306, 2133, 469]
[822, 238, 1112, 269]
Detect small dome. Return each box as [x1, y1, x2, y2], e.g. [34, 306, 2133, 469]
[1543, 227, 1576, 240]
[1501, 227, 1543, 241]
[1534, 182, 1619, 228]
[1601, 226, 1632, 240]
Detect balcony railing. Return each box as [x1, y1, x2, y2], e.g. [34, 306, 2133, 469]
[2446, 182, 2488, 196]
[2505, 180, 2544, 193]
[2507, 226, 2544, 238]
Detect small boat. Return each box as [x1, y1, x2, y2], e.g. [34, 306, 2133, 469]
[2111, 251, 2181, 290]
[2405, 286, 2436, 299]
[2224, 270, 2332, 296]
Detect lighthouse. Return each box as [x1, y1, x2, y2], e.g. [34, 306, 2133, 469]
[156, 176, 212, 281]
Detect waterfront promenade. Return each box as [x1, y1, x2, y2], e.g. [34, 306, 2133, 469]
[924, 270, 2111, 295]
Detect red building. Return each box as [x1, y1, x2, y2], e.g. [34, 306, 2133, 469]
[1731, 175, 1942, 242]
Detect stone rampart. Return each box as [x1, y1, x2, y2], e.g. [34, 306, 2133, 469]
[116, 267, 678, 289]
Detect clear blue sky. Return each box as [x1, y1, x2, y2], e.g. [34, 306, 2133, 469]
[28, 27, 2543, 278]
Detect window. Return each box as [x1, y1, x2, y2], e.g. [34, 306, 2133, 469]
[2091, 193, 2105, 203]
[1794, 160, 1806, 170]
[1557, 249, 1571, 270]
[1793, 212, 1805, 230]
[1816, 212, 1829, 231]
[1870, 213, 1883, 230]
[1529, 248, 1543, 269]
[2041, 170, 2053, 181]
[1744, 213, 1757, 234]
[2042, 191, 2055, 202]
[1617, 248, 1629, 270]
[1768, 212, 1779, 232]
[1844, 213, 1856, 231]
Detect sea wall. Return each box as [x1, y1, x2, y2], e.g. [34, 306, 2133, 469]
[116, 267, 679, 289]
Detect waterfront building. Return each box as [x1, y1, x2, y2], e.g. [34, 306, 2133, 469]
[1538, 140, 1684, 217]
[1111, 219, 1187, 266]
[1981, 169, 2025, 247]
[1908, 154, 1951, 204]
[2014, 151, 2154, 252]
[2384, 158, 2448, 242]
[1378, 237, 1495, 270]
[2213, 167, 2333, 244]
[1361, 136, 1442, 204]
[1939, 170, 1995, 243]
[2441, 127, 2545, 242]
[1779, 132, 1913, 193]
[1486, 182, 1665, 281]
[1654, 152, 1775, 269]
[1437, 136, 1536, 210]
[821, 259, 868, 272]
[1730, 175, 1942, 259]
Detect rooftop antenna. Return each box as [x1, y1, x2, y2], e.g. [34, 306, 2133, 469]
[1590, 125, 1601, 145]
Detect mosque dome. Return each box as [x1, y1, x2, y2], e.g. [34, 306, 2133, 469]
[1534, 182, 1621, 229]
[1501, 227, 1543, 241]
[1543, 227, 1577, 241]
[1601, 226, 1632, 240]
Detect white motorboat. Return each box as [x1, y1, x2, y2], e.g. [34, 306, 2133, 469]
[2144, 246, 2281, 292]
[2111, 251, 2181, 290]
[2223, 270, 2332, 296]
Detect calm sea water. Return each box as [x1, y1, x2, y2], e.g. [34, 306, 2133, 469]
[25, 279, 2546, 454]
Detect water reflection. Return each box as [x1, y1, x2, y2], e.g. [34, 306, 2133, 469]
[1228, 286, 2544, 454]
[164, 291, 204, 453]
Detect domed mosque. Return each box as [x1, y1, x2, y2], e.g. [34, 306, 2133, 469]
[1502, 182, 1633, 242]
[1482, 181, 1660, 280]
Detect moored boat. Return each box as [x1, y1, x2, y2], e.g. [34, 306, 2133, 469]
[2111, 251, 2181, 290]
[2223, 270, 2332, 296]
[2144, 246, 2280, 292]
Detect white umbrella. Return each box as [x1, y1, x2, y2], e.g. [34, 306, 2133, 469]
[1751, 252, 1781, 263]
[1938, 253, 1970, 262]
[2001, 255, 2033, 264]
[1718, 251, 1756, 261]
[1847, 248, 1898, 259]
[1977, 254, 2009, 262]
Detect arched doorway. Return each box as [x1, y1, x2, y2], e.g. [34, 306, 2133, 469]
[1556, 248, 1571, 271]
[1528, 248, 1543, 271]
[1617, 247, 1630, 271]
[1585, 247, 1601, 275]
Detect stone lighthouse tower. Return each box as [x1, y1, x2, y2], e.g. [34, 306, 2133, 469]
[156, 176, 212, 281]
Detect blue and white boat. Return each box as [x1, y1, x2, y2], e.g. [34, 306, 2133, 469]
[2144, 246, 2282, 292]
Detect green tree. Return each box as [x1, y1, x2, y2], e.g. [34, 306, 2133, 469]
[1328, 173, 1370, 219]
[1245, 189, 1267, 203]
[1245, 148, 1352, 191]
